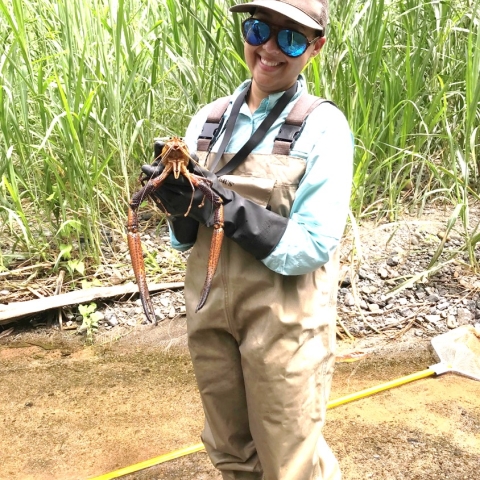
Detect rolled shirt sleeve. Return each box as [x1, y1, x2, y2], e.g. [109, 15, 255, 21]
[261, 102, 353, 275]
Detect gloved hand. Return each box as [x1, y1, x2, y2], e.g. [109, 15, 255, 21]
[141, 139, 199, 244]
[153, 162, 289, 260]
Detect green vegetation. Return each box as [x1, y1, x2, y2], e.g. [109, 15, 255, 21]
[1, 0, 479, 279]
[78, 302, 102, 343]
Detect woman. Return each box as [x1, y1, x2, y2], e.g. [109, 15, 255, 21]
[145, 1, 353, 478]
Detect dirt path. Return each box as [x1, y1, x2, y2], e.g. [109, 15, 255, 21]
[1, 323, 479, 480]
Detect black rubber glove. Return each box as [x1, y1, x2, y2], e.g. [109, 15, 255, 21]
[141, 140, 199, 244]
[151, 163, 289, 260]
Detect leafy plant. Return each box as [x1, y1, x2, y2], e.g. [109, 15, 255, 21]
[78, 302, 103, 344]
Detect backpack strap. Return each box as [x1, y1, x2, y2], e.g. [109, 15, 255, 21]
[197, 96, 232, 152]
[272, 94, 336, 155]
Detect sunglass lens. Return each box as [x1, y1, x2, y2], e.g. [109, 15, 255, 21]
[277, 29, 308, 57]
[243, 19, 270, 46]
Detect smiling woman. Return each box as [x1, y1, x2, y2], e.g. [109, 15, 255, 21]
[139, 1, 353, 479]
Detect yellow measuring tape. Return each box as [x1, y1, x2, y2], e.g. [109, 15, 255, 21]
[89, 443, 205, 480]
[90, 367, 436, 479]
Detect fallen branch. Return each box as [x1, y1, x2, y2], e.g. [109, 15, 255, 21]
[0, 282, 184, 325]
[0, 262, 54, 277]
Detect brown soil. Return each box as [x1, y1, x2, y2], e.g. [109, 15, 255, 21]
[1, 322, 479, 480]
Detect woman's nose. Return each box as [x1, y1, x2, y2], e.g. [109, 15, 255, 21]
[262, 36, 281, 55]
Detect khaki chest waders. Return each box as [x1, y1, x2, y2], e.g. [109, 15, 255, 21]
[183, 94, 342, 480]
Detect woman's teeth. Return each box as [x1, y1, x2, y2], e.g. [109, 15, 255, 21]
[260, 58, 280, 67]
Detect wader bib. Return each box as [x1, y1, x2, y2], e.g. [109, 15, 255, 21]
[184, 144, 341, 479]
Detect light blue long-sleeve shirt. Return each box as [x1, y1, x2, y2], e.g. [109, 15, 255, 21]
[170, 75, 353, 275]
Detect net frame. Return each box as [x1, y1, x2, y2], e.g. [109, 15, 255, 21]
[430, 325, 480, 381]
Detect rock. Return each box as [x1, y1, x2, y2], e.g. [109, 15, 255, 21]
[160, 297, 170, 307]
[168, 306, 176, 318]
[344, 292, 355, 306]
[384, 317, 398, 326]
[378, 267, 389, 279]
[386, 256, 400, 267]
[110, 269, 124, 285]
[106, 315, 118, 327]
[118, 242, 129, 253]
[426, 294, 440, 303]
[140, 212, 154, 221]
[358, 268, 368, 280]
[368, 304, 380, 312]
[386, 266, 399, 277]
[425, 315, 441, 323]
[457, 307, 473, 325]
[446, 315, 458, 329]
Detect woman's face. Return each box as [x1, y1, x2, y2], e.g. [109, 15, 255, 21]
[244, 9, 326, 102]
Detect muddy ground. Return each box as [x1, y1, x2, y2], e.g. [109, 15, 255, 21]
[2, 206, 480, 479]
[1, 320, 479, 480]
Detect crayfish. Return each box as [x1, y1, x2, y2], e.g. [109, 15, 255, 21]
[127, 137, 224, 322]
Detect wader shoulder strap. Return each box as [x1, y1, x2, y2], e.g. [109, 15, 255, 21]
[272, 94, 336, 155]
[197, 96, 232, 152]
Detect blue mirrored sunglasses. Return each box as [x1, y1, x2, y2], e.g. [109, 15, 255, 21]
[241, 18, 322, 58]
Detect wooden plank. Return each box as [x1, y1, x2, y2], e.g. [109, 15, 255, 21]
[0, 282, 184, 324]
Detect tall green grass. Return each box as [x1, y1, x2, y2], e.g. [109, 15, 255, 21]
[1, 0, 479, 276]
[312, 0, 480, 217]
[0, 0, 245, 274]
